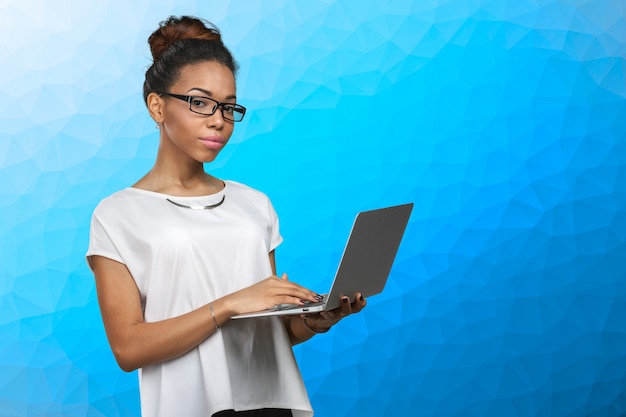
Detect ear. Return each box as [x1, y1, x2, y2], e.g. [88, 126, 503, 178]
[147, 92, 165, 123]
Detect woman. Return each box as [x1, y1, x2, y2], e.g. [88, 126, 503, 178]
[87, 16, 366, 417]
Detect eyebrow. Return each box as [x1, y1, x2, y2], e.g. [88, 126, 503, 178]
[187, 87, 237, 101]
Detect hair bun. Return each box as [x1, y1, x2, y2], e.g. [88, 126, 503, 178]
[148, 16, 222, 62]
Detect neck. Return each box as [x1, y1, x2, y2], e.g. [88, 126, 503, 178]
[153, 152, 206, 185]
[134, 139, 222, 196]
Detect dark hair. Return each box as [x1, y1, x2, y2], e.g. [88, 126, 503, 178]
[143, 16, 239, 103]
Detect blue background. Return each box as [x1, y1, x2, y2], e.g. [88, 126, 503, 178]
[1, 0, 625, 416]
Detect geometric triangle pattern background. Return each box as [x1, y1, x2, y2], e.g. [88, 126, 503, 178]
[1, 0, 625, 416]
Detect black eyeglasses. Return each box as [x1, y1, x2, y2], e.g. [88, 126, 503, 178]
[159, 93, 246, 122]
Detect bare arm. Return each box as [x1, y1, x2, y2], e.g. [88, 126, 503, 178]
[92, 251, 319, 372]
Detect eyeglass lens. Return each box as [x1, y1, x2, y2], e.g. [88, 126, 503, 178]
[189, 97, 245, 122]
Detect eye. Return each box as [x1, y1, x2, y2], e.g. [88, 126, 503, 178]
[191, 98, 209, 108]
[222, 104, 235, 114]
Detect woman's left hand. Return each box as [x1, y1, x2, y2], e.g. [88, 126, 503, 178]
[300, 292, 367, 332]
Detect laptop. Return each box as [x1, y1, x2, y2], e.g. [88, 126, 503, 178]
[231, 202, 413, 319]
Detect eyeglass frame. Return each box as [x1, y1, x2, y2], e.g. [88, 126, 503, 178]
[158, 92, 247, 122]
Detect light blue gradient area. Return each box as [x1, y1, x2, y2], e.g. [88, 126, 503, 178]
[1, 0, 625, 416]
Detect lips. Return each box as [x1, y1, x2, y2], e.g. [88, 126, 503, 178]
[199, 136, 225, 150]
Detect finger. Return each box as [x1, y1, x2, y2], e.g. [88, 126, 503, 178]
[283, 286, 321, 303]
[340, 296, 352, 316]
[351, 293, 367, 312]
[273, 280, 321, 303]
[279, 273, 288, 281]
[275, 295, 314, 306]
[270, 285, 320, 305]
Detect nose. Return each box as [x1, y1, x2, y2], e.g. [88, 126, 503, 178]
[205, 107, 225, 129]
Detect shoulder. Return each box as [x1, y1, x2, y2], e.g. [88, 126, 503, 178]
[225, 180, 271, 203]
[94, 188, 133, 207]
[224, 180, 280, 220]
[91, 188, 148, 219]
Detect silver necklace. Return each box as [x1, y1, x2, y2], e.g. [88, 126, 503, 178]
[166, 195, 225, 210]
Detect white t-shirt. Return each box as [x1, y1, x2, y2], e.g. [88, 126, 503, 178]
[86, 180, 313, 417]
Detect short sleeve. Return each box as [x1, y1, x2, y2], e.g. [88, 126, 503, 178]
[86, 207, 125, 271]
[267, 198, 283, 251]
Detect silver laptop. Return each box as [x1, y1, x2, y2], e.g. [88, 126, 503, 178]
[231, 203, 413, 319]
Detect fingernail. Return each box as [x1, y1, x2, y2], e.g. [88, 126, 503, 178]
[343, 297, 349, 303]
[315, 295, 324, 301]
[359, 295, 364, 301]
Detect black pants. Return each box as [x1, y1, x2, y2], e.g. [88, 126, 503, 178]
[212, 409, 293, 417]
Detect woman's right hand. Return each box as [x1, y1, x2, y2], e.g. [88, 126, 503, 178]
[227, 273, 322, 315]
